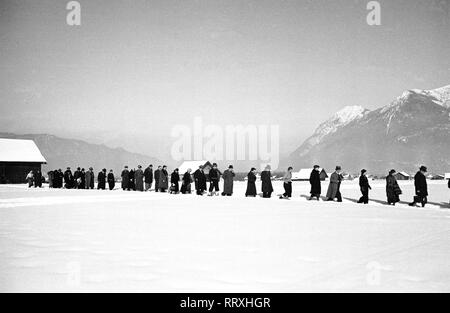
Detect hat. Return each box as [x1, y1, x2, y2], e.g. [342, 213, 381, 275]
[335, 166, 342, 171]
[228, 165, 233, 169]
[361, 169, 367, 174]
[389, 169, 396, 175]
[251, 167, 256, 171]
[313, 165, 320, 169]
[420, 166, 427, 172]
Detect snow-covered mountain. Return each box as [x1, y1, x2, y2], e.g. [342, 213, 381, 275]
[288, 85, 450, 174]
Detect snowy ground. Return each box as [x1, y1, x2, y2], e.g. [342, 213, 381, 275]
[0, 180, 449, 292]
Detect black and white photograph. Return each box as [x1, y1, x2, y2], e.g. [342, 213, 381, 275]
[0, 0, 449, 296]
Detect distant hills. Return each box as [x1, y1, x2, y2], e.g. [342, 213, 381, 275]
[287, 85, 450, 175]
[0, 133, 160, 174]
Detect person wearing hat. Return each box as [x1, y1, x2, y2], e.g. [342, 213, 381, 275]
[194, 165, 207, 195]
[409, 166, 428, 207]
[134, 165, 144, 192]
[121, 166, 130, 191]
[208, 163, 222, 196]
[309, 165, 322, 201]
[386, 169, 401, 205]
[86, 167, 95, 189]
[261, 165, 274, 198]
[64, 167, 74, 189]
[245, 168, 258, 197]
[73, 167, 82, 189]
[326, 166, 343, 202]
[357, 169, 372, 204]
[222, 165, 235, 196]
[79, 168, 86, 189]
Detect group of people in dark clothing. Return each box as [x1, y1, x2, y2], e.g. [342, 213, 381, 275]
[29, 162, 446, 207]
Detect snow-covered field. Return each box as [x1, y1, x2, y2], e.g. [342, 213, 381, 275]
[0, 180, 449, 292]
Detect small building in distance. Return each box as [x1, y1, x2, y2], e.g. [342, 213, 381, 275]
[0, 138, 47, 184]
[178, 160, 213, 176]
[292, 168, 328, 181]
[430, 174, 445, 180]
[394, 171, 410, 181]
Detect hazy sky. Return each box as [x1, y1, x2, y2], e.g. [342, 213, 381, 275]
[0, 0, 449, 160]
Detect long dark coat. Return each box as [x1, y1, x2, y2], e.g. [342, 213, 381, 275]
[79, 171, 86, 189]
[414, 171, 428, 196]
[159, 169, 169, 190]
[261, 170, 273, 193]
[309, 170, 321, 195]
[326, 172, 342, 199]
[129, 170, 135, 190]
[64, 170, 74, 189]
[144, 167, 153, 184]
[121, 169, 130, 189]
[107, 172, 115, 190]
[181, 172, 192, 194]
[154, 169, 160, 189]
[194, 169, 207, 191]
[170, 171, 180, 193]
[222, 169, 235, 195]
[386, 174, 401, 203]
[97, 171, 106, 189]
[135, 169, 144, 191]
[246, 172, 257, 196]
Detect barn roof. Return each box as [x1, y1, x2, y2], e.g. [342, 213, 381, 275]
[0, 138, 47, 163]
[397, 171, 410, 177]
[178, 160, 211, 173]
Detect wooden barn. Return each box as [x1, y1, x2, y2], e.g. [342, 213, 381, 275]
[394, 171, 410, 181]
[0, 138, 47, 184]
[178, 160, 213, 176]
[292, 168, 328, 181]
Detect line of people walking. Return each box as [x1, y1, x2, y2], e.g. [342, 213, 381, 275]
[36, 163, 443, 207]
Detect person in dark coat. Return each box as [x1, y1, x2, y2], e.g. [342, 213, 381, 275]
[107, 170, 115, 190]
[409, 166, 428, 207]
[97, 169, 107, 190]
[222, 165, 235, 196]
[245, 168, 257, 197]
[280, 167, 293, 199]
[144, 165, 153, 191]
[159, 166, 169, 192]
[194, 165, 207, 195]
[170, 168, 180, 194]
[357, 169, 372, 204]
[57, 169, 64, 188]
[309, 165, 322, 200]
[208, 163, 222, 196]
[261, 165, 273, 198]
[135, 165, 144, 192]
[86, 167, 95, 189]
[74, 167, 81, 189]
[47, 170, 54, 188]
[121, 166, 130, 191]
[79, 168, 86, 189]
[154, 166, 162, 192]
[129, 169, 136, 191]
[326, 166, 343, 202]
[386, 169, 401, 205]
[181, 168, 193, 194]
[64, 167, 74, 189]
